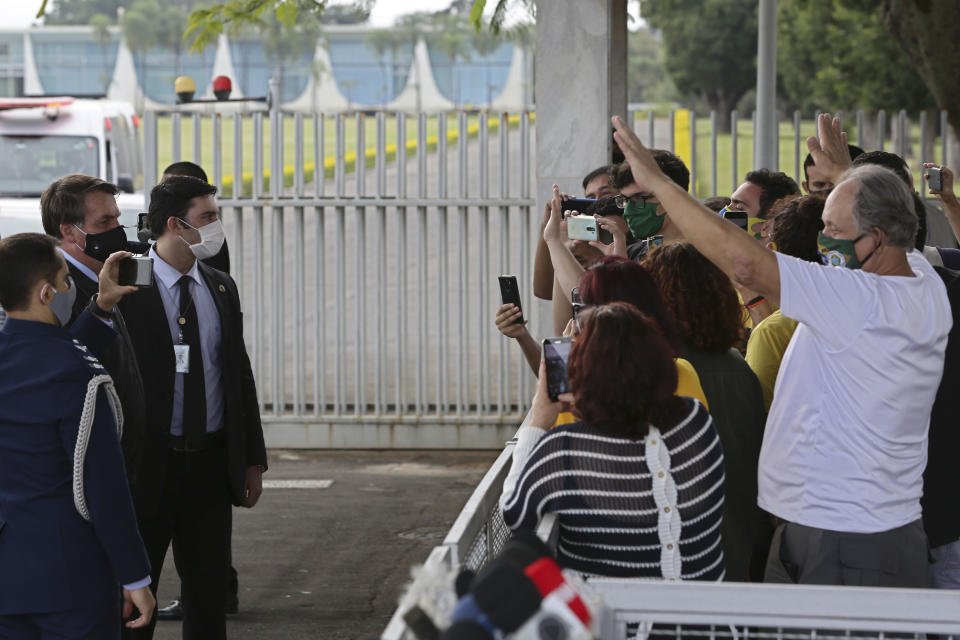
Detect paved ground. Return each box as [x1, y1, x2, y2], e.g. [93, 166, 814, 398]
[152, 449, 498, 640]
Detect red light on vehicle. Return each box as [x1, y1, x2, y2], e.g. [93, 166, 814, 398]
[132, 114, 140, 128]
[104, 117, 112, 131]
[213, 75, 232, 101]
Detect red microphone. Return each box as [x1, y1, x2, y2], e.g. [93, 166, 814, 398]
[523, 557, 591, 627]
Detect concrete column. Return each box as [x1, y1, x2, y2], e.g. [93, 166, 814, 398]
[755, 0, 779, 170]
[535, 0, 628, 200]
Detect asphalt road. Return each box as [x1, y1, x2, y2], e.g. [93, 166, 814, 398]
[150, 448, 497, 640]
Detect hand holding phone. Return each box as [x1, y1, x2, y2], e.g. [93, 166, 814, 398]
[927, 166, 944, 192]
[567, 214, 615, 245]
[498, 275, 523, 325]
[542, 337, 573, 401]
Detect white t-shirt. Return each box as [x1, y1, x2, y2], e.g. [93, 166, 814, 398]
[758, 250, 951, 533]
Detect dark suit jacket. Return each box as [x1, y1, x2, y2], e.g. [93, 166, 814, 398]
[119, 261, 267, 516]
[67, 262, 146, 485]
[0, 319, 150, 614]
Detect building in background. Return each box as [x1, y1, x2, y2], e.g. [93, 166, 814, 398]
[0, 26, 532, 112]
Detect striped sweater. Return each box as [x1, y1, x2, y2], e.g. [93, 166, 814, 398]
[500, 397, 725, 580]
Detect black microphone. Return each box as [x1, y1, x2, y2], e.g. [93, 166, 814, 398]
[471, 560, 543, 632]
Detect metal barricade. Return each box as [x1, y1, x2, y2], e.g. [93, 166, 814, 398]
[382, 413, 960, 640]
[143, 109, 537, 448]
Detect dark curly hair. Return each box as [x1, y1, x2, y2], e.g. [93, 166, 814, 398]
[745, 169, 801, 218]
[568, 302, 687, 440]
[770, 196, 825, 263]
[642, 243, 744, 353]
[578, 256, 680, 352]
[613, 149, 690, 192]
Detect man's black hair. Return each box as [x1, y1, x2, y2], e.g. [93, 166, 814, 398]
[612, 149, 689, 192]
[162, 161, 209, 183]
[148, 176, 218, 238]
[745, 169, 801, 218]
[0, 233, 61, 311]
[852, 150, 913, 188]
[702, 196, 731, 213]
[803, 144, 865, 181]
[771, 196, 825, 263]
[581, 165, 614, 192]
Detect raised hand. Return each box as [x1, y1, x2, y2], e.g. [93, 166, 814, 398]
[495, 304, 528, 339]
[611, 115, 669, 192]
[590, 215, 628, 258]
[806, 113, 852, 185]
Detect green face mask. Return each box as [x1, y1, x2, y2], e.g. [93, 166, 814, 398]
[623, 200, 664, 239]
[817, 232, 877, 270]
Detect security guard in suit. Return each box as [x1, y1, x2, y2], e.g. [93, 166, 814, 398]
[120, 177, 266, 640]
[0, 233, 156, 639]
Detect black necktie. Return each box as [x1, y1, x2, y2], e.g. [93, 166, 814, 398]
[178, 275, 206, 443]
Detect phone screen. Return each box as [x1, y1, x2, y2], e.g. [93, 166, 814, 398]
[724, 211, 749, 231]
[543, 339, 572, 400]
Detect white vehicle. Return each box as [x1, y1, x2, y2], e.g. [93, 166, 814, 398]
[0, 97, 145, 240]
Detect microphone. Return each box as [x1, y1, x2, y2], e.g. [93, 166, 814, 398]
[471, 561, 543, 632]
[523, 557, 592, 627]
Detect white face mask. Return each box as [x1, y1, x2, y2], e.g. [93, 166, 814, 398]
[178, 218, 225, 260]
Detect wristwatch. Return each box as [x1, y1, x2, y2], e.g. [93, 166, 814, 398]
[90, 294, 114, 321]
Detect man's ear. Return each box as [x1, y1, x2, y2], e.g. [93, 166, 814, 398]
[166, 215, 182, 235]
[801, 181, 810, 194]
[60, 223, 79, 244]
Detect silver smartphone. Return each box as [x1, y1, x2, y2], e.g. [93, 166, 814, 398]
[567, 214, 614, 244]
[927, 166, 944, 191]
[118, 256, 154, 288]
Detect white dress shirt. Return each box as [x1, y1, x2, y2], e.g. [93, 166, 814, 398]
[150, 247, 224, 436]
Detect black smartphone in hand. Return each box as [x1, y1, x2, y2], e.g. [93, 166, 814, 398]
[542, 337, 573, 401]
[498, 275, 523, 324]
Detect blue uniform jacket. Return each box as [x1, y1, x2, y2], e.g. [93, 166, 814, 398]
[0, 317, 150, 615]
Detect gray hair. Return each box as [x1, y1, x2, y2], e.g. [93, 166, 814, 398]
[838, 164, 917, 249]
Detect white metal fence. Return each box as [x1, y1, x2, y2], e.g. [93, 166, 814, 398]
[142, 105, 958, 447]
[143, 107, 538, 448]
[381, 414, 960, 640]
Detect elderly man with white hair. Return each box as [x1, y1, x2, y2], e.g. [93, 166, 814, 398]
[610, 113, 951, 587]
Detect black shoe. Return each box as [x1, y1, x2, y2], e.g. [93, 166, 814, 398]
[156, 600, 183, 621]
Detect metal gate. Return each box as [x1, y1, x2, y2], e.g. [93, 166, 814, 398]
[143, 107, 538, 448]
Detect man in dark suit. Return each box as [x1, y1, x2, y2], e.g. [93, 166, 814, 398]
[120, 176, 266, 640]
[0, 233, 155, 638]
[156, 162, 239, 621]
[40, 174, 147, 478]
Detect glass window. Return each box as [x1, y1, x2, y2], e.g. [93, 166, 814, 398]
[0, 135, 99, 197]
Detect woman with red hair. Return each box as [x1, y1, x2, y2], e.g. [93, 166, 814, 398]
[500, 302, 725, 580]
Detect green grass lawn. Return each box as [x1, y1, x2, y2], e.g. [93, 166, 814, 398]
[156, 113, 462, 197]
[155, 111, 945, 199]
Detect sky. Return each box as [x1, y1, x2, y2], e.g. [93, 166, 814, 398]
[9, 1, 641, 30]
[7, 0, 491, 28]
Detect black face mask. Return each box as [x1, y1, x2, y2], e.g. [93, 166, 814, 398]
[73, 224, 128, 263]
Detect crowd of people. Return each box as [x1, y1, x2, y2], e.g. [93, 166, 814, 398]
[497, 113, 960, 590]
[0, 162, 263, 639]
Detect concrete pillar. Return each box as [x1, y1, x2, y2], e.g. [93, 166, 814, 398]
[755, 0, 779, 170]
[535, 0, 628, 200]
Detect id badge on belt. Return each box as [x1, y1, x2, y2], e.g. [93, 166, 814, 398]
[174, 344, 190, 373]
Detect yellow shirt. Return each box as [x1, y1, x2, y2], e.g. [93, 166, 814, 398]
[745, 309, 799, 412]
[554, 357, 708, 426]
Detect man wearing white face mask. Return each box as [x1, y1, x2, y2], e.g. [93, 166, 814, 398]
[119, 177, 266, 640]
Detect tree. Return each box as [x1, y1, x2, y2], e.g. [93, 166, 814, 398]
[235, 9, 322, 101]
[628, 27, 679, 106]
[882, 0, 960, 141]
[777, 0, 935, 116]
[121, 0, 158, 102]
[640, 0, 757, 131]
[89, 13, 115, 93]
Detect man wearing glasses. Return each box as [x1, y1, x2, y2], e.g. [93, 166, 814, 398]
[609, 150, 691, 261]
